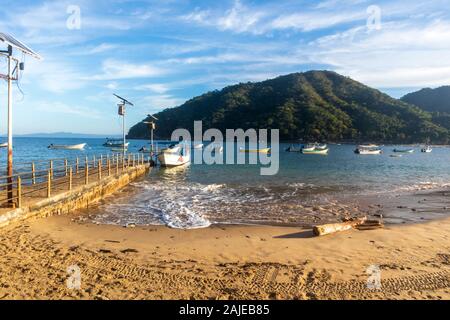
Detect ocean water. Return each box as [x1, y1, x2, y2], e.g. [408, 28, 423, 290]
[89, 141, 450, 229]
[3, 138, 450, 228]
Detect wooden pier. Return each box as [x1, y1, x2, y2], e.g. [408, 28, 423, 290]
[0, 153, 151, 227]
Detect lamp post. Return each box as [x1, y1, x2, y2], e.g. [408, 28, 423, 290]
[113, 94, 133, 159]
[143, 113, 158, 164]
[0, 33, 41, 206]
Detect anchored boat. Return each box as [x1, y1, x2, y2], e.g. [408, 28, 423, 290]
[48, 143, 86, 150]
[421, 146, 432, 153]
[103, 138, 129, 148]
[239, 147, 271, 154]
[0, 142, 7, 148]
[354, 145, 382, 155]
[393, 148, 414, 154]
[302, 147, 329, 155]
[158, 143, 191, 167]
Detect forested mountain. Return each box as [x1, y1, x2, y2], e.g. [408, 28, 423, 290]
[129, 71, 450, 143]
[401, 87, 450, 113]
[401, 87, 450, 134]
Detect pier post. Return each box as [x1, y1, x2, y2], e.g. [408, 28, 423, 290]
[116, 154, 119, 175]
[47, 170, 51, 198]
[17, 176, 22, 208]
[31, 162, 36, 185]
[76, 157, 79, 174]
[108, 159, 111, 176]
[132, 153, 135, 167]
[85, 158, 89, 185]
[49, 160, 53, 179]
[122, 154, 125, 171]
[98, 160, 102, 180]
[69, 167, 73, 190]
[64, 159, 68, 176]
[93, 155, 96, 168]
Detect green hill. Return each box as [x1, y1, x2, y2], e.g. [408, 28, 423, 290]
[401, 87, 450, 113]
[129, 71, 450, 143]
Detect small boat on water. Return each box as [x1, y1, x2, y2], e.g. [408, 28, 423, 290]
[193, 143, 204, 149]
[239, 147, 271, 154]
[48, 143, 86, 150]
[393, 148, 414, 154]
[103, 139, 130, 148]
[302, 148, 329, 155]
[421, 146, 432, 153]
[158, 143, 191, 167]
[354, 145, 382, 155]
[300, 143, 329, 155]
[0, 142, 8, 148]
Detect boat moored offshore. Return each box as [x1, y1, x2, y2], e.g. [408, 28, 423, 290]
[48, 143, 86, 150]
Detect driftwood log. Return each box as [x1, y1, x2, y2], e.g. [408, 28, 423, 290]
[313, 217, 367, 237]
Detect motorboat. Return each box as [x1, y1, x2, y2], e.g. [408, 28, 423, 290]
[393, 148, 414, 154]
[302, 148, 329, 155]
[421, 146, 432, 153]
[103, 139, 130, 148]
[48, 143, 86, 150]
[239, 147, 271, 154]
[193, 143, 204, 149]
[158, 143, 191, 167]
[354, 145, 382, 155]
[0, 142, 7, 148]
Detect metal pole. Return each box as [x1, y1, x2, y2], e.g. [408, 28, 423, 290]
[150, 125, 154, 160]
[123, 112, 126, 159]
[6, 47, 13, 205]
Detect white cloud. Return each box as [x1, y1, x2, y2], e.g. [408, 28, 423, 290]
[136, 83, 171, 94]
[139, 94, 184, 110]
[90, 59, 166, 80]
[182, 0, 268, 34]
[307, 19, 450, 88]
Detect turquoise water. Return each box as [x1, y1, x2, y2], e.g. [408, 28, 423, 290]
[3, 138, 450, 228]
[91, 141, 450, 228]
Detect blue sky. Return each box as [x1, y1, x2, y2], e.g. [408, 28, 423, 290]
[0, 0, 449, 135]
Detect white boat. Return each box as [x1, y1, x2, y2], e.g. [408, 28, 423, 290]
[158, 143, 191, 167]
[103, 139, 130, 148]
[355, 145, 382, 155]
[302, 144, 316, 152]
[315, 144, 328, 150]
[421, 146, 432, 153]
[0, 142, 7, 148]
[193, 143, 204, 149]
[302, 148, 329, 155]
[48, 143, 86, 150]
[393, 148, 414, 154]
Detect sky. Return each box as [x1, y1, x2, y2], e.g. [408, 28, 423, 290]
[0, 0, 449, 135]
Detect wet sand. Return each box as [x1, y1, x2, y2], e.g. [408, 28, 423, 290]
[0, 202, 449, 299]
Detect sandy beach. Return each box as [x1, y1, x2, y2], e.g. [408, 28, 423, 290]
[0, 200, 449, 300]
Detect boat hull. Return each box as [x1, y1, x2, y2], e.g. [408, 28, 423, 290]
[48, 143, 86, 150]
[302, 148, 329, 155]
[158, 153, 190, 167]
[240, 148, 271, 154]
[355, 149, 382, 155]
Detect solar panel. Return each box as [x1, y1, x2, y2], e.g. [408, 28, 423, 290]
[0, 32, 41, 59]
[113, 93, 134, 106]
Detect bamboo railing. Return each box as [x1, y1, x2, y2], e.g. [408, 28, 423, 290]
[0, 153, 148, 209]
